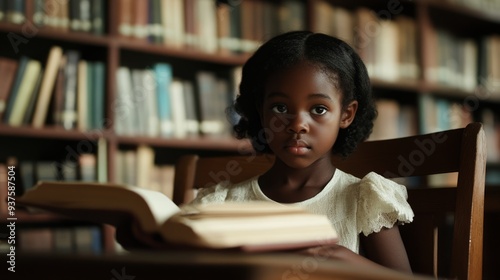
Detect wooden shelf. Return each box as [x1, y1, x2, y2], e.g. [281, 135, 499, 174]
[371, 78, 422, 92]
[1, 210, 69, 224]
[0, 23, 250, 66]
[0, 22, 111, 47]
[0, 124, 112, 141]
[116, 38, 251, 66]
[116, 135, 252, 151]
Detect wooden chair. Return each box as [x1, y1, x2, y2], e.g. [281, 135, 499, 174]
[173, 122, 486, 280]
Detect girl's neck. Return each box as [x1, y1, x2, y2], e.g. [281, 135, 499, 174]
[258, 158, 336, 203]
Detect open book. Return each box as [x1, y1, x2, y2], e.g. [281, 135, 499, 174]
[17, 181, 339, 252]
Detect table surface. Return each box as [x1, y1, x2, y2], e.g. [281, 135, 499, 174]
[5, 250, 436, 280]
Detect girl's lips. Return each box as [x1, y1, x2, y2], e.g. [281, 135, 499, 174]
[285, 139, 309, 148]
[284, 140, 310, 155]
[286, 146, 309, 155]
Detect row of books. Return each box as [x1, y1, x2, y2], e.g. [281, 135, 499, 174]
[0, 159, 102, 255]
[0, 0, 105, 35]
[1, 155, 102, 198]
[369, 95, 500, 186]
[478, 35, 500, 94]
[115, 145, 175, 199]
[368, 99, 419, 142]
[5, 226, 103, 254]
[117, 0, 306, 53]
[313, 1, 500, 92]
[426, 31, 500, 93]
[373, 94, 500, 164]
[316, 3, 477, 84]
[115, 64, 240, 138]
[0, 47, 106, 130]
[317, 5, 419, 82]
[418, 95, 475, 135]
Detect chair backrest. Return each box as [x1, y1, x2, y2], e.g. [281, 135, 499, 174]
[173, 122, 486, 280]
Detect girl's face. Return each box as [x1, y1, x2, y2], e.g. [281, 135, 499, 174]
[260, 61, 357, 169]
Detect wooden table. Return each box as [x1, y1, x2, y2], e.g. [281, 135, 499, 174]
[6, 250, 435, 280]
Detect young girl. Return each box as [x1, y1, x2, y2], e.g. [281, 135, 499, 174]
[190, 31, 414, 273]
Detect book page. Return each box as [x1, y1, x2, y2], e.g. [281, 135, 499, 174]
[160, 202, 338, 250]
[131, 186, 180, 224]
[180, 201, 306, 217]
[18, 181, 180, 234]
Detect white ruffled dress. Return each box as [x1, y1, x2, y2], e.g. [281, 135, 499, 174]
[189, 169, 414, 253]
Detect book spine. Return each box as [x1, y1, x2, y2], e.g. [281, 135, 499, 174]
[196, 71, 225, 135]
[43, 0, 57, 27]
[117, 0, 133, 37]
[86, 61, 94, 129]
[3, 56, 28, 123]
[132, 0, 148, 39]
[79, 153, 97, 181]
[183, 0, 198, 48]
[51, 55, 67, 127]
[142, 69, 160, 137]
[32, 46, 64, 128]
[154, 63, 173, 137]
[62, 50, 80, 130]
[8, 59, 41, 126]
[182, 80, 199, 135]
[170, 79, 187, 138]
[0, 0, 5, 22]
[0, 58, 19, 121]
[149, 0, 163, 44]
[70, 0, 82, 31]
[6, 0, 25, 24]
[80, 0, 92, 32]
[197, 0, 217, 52]
[115, 67, 136, 135]
[91, 0, 105, 35]
[77, 60, 88, 131]
[92, 61, 105, 130]
[32, 0, 44, 26]
[21, 68, 44, 125]
[97, 137, 107, 183]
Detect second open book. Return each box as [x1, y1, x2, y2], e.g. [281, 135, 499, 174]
[17, 181, 339, 252]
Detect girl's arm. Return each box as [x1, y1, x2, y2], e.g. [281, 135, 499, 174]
[360, 225, 412, 273]
[299, 226, 412, 274]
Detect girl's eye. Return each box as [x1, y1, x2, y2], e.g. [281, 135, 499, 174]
[311, 106, 328, 115]
[271, 104, 287, 113]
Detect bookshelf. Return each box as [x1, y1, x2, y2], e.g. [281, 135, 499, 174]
[0, 0, 499, 268]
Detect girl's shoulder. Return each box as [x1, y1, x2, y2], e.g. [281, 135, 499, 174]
[356, 172, 409, 199]
[337, 170, 408, 196]
[349, 171, 414, 235]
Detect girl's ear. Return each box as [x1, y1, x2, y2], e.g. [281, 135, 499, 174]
[340, 100, 358, 129]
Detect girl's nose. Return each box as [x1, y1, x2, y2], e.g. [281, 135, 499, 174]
[286, 113, 309, 134]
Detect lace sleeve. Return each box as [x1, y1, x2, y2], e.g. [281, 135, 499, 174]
[356, 172, 414, 236]
[188, 182, 230, 205]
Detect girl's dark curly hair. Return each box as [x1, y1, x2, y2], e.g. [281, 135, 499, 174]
[230, 31, 377, 158]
